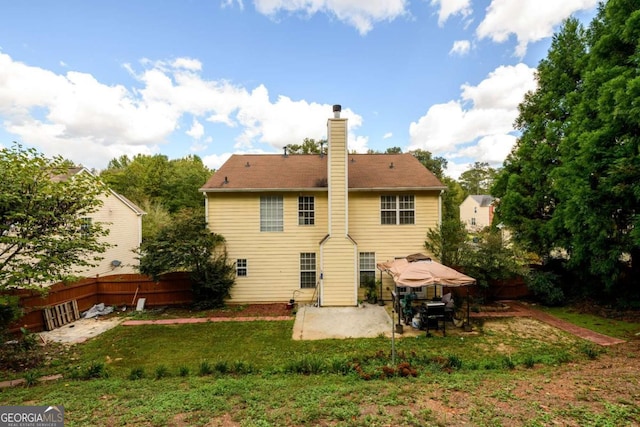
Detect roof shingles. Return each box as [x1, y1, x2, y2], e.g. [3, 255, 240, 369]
[201, 153, 445, 191]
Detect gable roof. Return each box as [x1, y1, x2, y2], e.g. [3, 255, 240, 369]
[468, 195, 495, 207]
[200, 153, 445, 192]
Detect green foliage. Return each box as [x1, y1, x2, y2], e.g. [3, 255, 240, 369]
[0, 295, 22, 332]
[100, 153, 212, 215]
[155, 365, 170, 379]
[137, 209, 235, 308]
[424, 218, 469, 266]
[0, 327, 44, 372]
[526, 270, 564, 306]
[0, 144, 110, 292]
[462, 229, 528, 290]
[459, 162, 497, 196]
[84, 362, 109, 379]
[198, 360, 213, 376]
[493, 3, 640, 299]
[128, 367, 145, 380]
[285, 138, 327, 155]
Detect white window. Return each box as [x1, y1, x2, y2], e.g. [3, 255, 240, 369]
[471, 217, 476, 226]
[236, 259, 247, 277]
[260, 196, 283, 232]
[381, 195, 415, 225]
[298, 196, 315, 226]
[359, 252, 376, 287]
[300, 253, 316, 289]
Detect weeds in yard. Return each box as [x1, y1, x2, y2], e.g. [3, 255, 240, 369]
[523, 354, 536, 368]
[155, 365, 169, 379]
[23, 370, 39, 387]
[178, 365, 189, 377]
[580, 344, 600, 360]
[128, 367, 145, 380]
[198, 360, 213, 376]
[84, 362, 109, 379]
[502, 355, 516, 370]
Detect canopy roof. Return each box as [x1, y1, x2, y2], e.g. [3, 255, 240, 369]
[377, 254, 475, 288]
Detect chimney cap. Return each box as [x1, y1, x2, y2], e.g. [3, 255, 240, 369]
[332, 104, 342, 112]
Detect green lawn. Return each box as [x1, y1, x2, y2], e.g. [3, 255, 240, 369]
[1, 315, 638, 426]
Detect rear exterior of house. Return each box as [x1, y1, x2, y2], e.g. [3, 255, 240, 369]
[200, 106, 446, 306]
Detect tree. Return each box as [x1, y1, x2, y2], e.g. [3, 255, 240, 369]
[459, 162, 497, 195]
[553, 0, 640, 292]
[285, 138, 327, 155]
[0, 144, 110, 291]
[492, 18, 587, 259]
[100, 154, 212, 215]
[424, 218, 469, 267]
[137, 210, 235, 308]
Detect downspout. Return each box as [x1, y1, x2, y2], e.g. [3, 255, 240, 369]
[438, 189, 444, 225]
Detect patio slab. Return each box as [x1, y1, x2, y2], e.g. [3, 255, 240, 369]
[292, 304, 393, 340]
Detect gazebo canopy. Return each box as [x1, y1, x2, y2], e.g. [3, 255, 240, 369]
[377, 253, 475, 288]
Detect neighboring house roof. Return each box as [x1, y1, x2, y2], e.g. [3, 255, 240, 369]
[110, 191, 146, 216]
[468, 195, 495, 207]
[200, 153, 445, 192]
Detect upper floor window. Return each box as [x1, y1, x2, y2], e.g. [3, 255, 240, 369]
[298, 196, 315, 226]
[380, 195, 415, 225]
[260, 196, 283, 232]
[471, 217, 476, 226]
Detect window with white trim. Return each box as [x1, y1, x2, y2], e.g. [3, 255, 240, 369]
[380, 195, 415, 225]
[260, 196, 283, 232]
[236, 259, 247, 277]
[300, 253, 316, 289]
[298, 196, 315, 225]
[359, 252, 376, 287]
[80, 217, 92, 238]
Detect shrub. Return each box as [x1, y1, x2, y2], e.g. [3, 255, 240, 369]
[155, 365, 169, 379]
[128, 367, 145, 380]
[198, 360, 213, 376]
[85, 362, 109, 379]
[178, 366, 190, 377]
[526, 270, 564, 306]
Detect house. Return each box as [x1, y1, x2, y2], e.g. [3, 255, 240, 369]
[460, 195, 495, 232]
[200, 105, 446, 306]
[62, 167, 146, 278]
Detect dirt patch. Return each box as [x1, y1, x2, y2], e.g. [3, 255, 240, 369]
[483, 317, 576, 344]
[137, 303, 293, 319]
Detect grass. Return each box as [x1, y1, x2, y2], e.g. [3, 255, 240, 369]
[1, 313, 638, 426]
[541, 306, 640, 339]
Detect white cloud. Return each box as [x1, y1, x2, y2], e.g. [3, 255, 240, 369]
[476, 0, 598, 56]
[252, 0, 408, 35]
[430, 0, 472, 26]
[383, 132, 392, 139]
[0, 52, 367, 169]
[408, 63, 536, 171]
[449, 40, 471, 56]
[186, 119, 205, 139]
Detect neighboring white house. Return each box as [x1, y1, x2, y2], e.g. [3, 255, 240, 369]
[460, 195, 495, 232]
[66, 168, 146, 278]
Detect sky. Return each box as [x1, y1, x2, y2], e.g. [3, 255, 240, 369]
[0, 0, 599, 179]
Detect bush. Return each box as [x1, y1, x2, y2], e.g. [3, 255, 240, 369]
[526, 270, 564, 306]
[128, 367, 145, 380]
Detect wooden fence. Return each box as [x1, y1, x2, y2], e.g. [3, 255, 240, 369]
[6, 272, 193, 333]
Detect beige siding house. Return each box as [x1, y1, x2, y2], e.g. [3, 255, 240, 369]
[200, 105, 446, 306]
[460, 195, 495, 232]
[66, 168, 146, 278]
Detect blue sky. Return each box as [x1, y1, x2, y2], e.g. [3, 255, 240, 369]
[0, 0, 598, 178]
